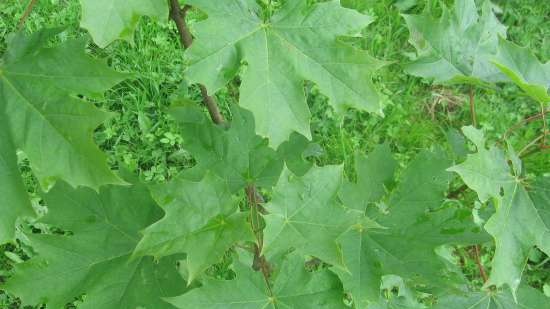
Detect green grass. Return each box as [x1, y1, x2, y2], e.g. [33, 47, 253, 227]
[1, 0, 549, 307]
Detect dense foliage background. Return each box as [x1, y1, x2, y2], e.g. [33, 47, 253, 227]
[0, 0, 549, 308]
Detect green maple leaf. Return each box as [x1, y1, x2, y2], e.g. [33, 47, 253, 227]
[448, 127, 550, 295]
[492, 38, 550, 105]
[133, 172, 254, 283]
[336, 150, 486, 306]
[262, 165, 353, 268]
[403, 0, 507, 85]
[80, 0, 169, 47]
[3, 178, 186, 309]
[339, 143, 397, 211]
[185, 0, 386, 146]
[170, 102, 283, 191]
[167, 252, 347, 309]
[433, 285, 550, 309]
[0, 29, 128, 243]
[0, 123, 34, 244]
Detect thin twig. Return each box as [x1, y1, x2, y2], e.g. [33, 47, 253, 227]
[473, 245, 488, 283]
[518, 134, 546, 157]
[18, 0, 38, 29]
[169, 0, 225, 125]
[468, 87, 477, 128]
[540, 104, 548, 148]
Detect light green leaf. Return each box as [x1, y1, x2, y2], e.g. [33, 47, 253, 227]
[492, 38, 550, 105]
[369, 275, 426, 309]
[167, 252, 347, 309]
[3, 179, 186, 309]
[448, 127, 550, 295]
[336, 150, 486, 306]
[434, 286, 550, 309]
[447, 126, 512, 203]
[80, 0, 169, 47]
[170, 103, 283, 191]
[134, 172, 254, 283]
[403, 0, 507, 85]
[185, 0, 386, 146]
[339, 143, 397, 211]
[262, 165, 353, 268]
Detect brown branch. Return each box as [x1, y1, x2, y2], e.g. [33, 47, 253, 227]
[18, 0, 38, 29]
[468, 87, 477, 128]
[503, 108, 550, 140]
[169, 1, 225, 125]
[473, 245, 488, 282]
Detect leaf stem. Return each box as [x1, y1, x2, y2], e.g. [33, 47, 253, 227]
[473, 245, 488, 283]
[18, 0, 38, 29]
[169, 1, 225, 125]
[468, 87, 477, 128]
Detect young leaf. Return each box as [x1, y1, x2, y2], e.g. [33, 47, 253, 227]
[170, 103, 283, 191]
[3, 179, 186, 309]
[403, 0, 506, 85]
[0, 29, 128, 191]
[433, 285, 550, 309]
[336, 150, 487, 306]
[448, 127, 550, 295]
[133, 172, 254, 283]
[262, 165, 353, 268]
[492, 38, 550, 105]
[80, 0, 169, 47]
[167, 252, 347, 309]
[185, 0, 386, 146]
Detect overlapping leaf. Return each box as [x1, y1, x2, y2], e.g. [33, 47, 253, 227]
[403, 0, 507, 84]
[0, 29, 127, 244]
[133, 172, 254, 283]
[262, 165, 353, 268]
[448, 127, 550, 294]
[167, 252, 347, 309]
[336, 150, 487, 306]
[170, 103, 283, 191]
[3, 178, 186, 309]
[185, 0, 386, 146]
[80, 0, 169, 47]
[492, 38, 550, 104]
[339, 144, 397, 211]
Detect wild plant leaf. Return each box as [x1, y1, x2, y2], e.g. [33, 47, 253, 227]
[3, 178, 186, 309]
[185, 0, 386, 146]
[433, 285, 550, 309]
[133, 172, 254, 283]
[170, 102, 283, 191]
[403, 0, 506, 85]
[167, 252, 347, 309]
[80, 0, 169, 47]
[369, 275, 426, 309]
[448, 127, 550, 295]
[262, 165, 353, 268]
[492, 38, 550, 104]
[336, 150, 487, 306]
[0, 121, 34, 244]
[339, 143, 397, 211]
[0, 29, 127, 192]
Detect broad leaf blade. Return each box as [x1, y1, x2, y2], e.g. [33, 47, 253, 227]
[80, 0, 169, 47]
[186, 0, 386, 146]
[403, 0, 506, 85]
[3, 179, 186, 309]
[0, 29, 128, 191]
